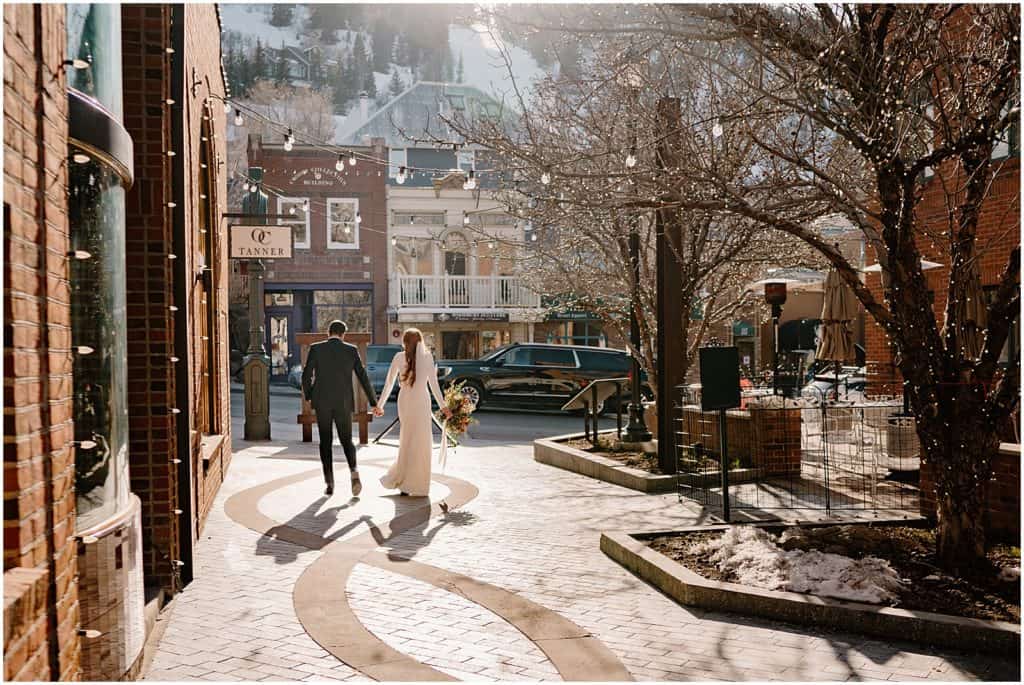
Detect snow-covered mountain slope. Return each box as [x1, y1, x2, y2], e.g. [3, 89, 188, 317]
[220, 4, 546, 104]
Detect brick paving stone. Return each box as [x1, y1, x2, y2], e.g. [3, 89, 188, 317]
[347, 562, 561, 681]
[143, 422, 1020, 683]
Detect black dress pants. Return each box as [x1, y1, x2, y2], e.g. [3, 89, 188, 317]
[315, 405, 356, 486]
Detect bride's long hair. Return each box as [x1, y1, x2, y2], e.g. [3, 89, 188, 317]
[401, 328, 424, 387]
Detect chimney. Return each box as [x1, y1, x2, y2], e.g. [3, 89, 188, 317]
[359, 91, 369, 123]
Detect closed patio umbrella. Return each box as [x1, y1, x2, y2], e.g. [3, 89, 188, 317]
[815, 266, 860, 397]
[942, 259, 987, 360]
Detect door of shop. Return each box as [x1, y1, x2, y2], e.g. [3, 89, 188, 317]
[266, 308, 294, 383]
[442, 331, 478, 359]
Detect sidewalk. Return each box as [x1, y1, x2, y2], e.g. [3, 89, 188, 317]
[142, 424, 1018, 682]
[230, 381, 302, 397]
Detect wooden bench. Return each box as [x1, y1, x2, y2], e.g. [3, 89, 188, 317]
[295, 332, 373, 445]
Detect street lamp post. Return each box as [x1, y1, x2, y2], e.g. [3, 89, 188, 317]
[622, 64, 652, 444]
[242, 167, 271, 440]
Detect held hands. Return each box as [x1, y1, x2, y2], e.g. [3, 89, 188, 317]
[372, 406, 385, 417]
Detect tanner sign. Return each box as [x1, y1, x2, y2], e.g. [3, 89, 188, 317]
[230, 225, 293, 259]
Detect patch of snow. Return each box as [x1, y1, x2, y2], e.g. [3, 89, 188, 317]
[998, 566, 1020, 582]
[220, 4, 309, 49]
[449, 24, 545, 104]
[693, 526, 906, 605]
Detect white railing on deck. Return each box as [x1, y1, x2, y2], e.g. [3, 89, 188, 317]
[396, 275, 541, 308]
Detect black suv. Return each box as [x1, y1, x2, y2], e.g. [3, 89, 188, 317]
[437, 343, 650, 412]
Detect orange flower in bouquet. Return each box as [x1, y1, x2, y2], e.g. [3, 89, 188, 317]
[436, 381, 477, 444]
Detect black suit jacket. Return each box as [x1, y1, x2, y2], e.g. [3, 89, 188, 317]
[302, 338, 377, 412]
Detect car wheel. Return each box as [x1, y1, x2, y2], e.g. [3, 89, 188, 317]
[460, 381, 483, 410]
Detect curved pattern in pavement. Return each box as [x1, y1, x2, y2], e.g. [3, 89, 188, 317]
[224, 464, 633, 682]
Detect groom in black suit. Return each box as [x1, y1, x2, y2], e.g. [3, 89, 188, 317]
[302, 320, 377, 496]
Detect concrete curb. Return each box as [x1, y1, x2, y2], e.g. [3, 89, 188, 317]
[534, 432, 676, 493]
[600, 522, 1021, 656]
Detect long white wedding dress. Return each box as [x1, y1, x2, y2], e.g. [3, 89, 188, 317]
[375, 344, 446, 496]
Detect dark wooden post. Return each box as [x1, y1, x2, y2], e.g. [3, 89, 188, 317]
[656, 97, 686, 475]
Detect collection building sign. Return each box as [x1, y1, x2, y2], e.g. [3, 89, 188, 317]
[288, 167, 346, 187]
[435, 312, 509, 322]
[230, 225, 293, 259]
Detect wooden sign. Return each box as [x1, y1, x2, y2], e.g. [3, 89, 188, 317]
[230, 225, 292, 259]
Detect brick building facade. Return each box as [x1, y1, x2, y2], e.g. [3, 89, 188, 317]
[233, 135, 389, 381]
[3, 4, 81, 681]
[4, 4, 231, 681]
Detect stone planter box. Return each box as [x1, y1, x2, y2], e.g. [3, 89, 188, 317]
[601, 522, 1020, 656]
[534, 432, 675, 493]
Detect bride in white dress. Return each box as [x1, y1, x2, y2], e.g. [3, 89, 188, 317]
[373, 328, 450, 497]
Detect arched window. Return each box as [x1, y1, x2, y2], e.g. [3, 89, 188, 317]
[442, 231, 470, 276]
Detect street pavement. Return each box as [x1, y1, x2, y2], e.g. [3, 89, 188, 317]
[141, 395, 1019, 682]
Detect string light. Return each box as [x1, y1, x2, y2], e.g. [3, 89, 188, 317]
[302, 199, 309, 212]
[355, 212, 362, 225]
[625, 152, 637, 168]
[349, 152, 357, 166]
[712, 121, 724, 138]
[284, 129, 294, 152]
[396, 166, 407, 184]
[391, 236, 397, 246]
[224, 101, 231, 114]
[335, 154, 344, 172]
[463, 214, 471, 225]
[541, 171, 551, 185]
[234, 109, 243, 126]
[72, 152, 90, 164]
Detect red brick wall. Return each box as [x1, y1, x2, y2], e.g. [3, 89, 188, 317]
[181, 4, 232, 529]
[121, 3, 232, 593]
[248, 137, 390, 343]
[919, 444, 1021, 542]
[864, 157, 1020, 394]
[3, 3, 81, 680]
[121, 3, 182, 594]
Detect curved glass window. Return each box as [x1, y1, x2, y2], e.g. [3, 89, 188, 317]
[66, 3, 123, 120]
[69, 153, 130, 531]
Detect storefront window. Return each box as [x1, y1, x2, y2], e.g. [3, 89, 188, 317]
[67, 3, 123, 119]
[69, 153, 130, 531]
[313, 289, 372, 334]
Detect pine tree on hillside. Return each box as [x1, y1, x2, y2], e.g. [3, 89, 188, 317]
[273, 47, 290, 85]
[270, 4, 293, 27]
[308, 48, 324, 89]
[253, 38, 268, 80]
[362, 71, 377, 99]
[456, 50, 464, 83]
[388, 67, 404, 97]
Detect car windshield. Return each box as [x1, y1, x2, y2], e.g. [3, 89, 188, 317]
[481, 345, 513, 361]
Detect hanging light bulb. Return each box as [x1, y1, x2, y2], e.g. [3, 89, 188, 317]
[712, 121, 724, 138]
[463, 214, 470, 225]
[541, 171, 551, 185]
[288, 206, 296, 216]
[355, 212, 362, 225]
[242, 182, 251, 192]
[335, 154, 344, 171]
[249, 183, 258, 194]
[72, 152, 90, 164]
[284, 129, 294, 152]
[234, 109, 243, 126]
[391, 236, 397, 246]
[625, 151, 637, 168]
[396, 166, 407, 184]
[530, 233, 538, 242]
[488, 240, 495, 250]
[302, 199, 309, 212]
[348, 152, 357, 166]
[224, 101, 232, 114]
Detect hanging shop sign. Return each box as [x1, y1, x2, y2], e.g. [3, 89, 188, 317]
[435, 312, 509, 322]
[230, 225, 293, 259]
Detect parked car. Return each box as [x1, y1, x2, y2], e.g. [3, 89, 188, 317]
[285, 344, 405, 398]
[436, 343, 651, 412]
[366, 344, 404, 398]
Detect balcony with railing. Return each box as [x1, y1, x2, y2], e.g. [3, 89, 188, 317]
[394, 275, 541, 309]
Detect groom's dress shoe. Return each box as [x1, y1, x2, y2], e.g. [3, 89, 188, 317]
[325, 483, 334, 496]
[351, 473, 362, 496]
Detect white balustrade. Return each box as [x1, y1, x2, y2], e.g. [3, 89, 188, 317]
[395, 275, 540, 308]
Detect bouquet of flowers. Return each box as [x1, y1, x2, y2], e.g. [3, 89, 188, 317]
[436, 381, 478, 445]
